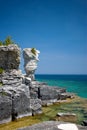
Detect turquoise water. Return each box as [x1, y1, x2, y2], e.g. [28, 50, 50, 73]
[36, 75, 87, 98]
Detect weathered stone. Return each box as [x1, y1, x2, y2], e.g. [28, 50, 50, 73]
[23, 48, 40, 80]
[30, 98, 42, 116]
[40, 86, 59, 100]
[18, 121, 61, 130]
[0, 83, 32, 122]
[18, 121, 87, 130]
[12, 85, 32, 120]
[25, 77, 31, 85]
[0, 45, 76, 125]
[0, 44, 20, 70]
[57, 112, 76, 117]
[59, 92, 74, 100]
[30, 90, 38, 99]
[29, 81, 72, 106]
[0, 95, 12, 124]
[0, 70, 23, 87]
[42, 99, 58, 106]
[56, 112, 77, 122]
[83, 120, 87, 126]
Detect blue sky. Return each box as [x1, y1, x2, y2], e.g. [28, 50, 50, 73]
[0, 0, 87, 74]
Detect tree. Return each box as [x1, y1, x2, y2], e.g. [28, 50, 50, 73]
[4, 36, 14, 46]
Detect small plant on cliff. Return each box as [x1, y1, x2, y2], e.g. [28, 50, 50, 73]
[4, 36, 14, 46]
[0, 68, 4, 74]
[31, 48, 36, 55]
[0, 36, 18, 46]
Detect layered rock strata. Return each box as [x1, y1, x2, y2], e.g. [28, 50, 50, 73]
[0, 45, 74, 125]
[0, 44, 20, 70]
[23, 48, 40, 80]
[30, 81, 73, 106]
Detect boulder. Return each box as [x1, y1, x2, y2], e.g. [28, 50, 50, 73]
[0, 44, 20, 70]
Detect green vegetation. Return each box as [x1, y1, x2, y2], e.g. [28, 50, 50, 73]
[31, 48, 36, 55]
[0, 36, 15, 46]
[4, 36, 14, 46]
[0, 68, 4, 74]
[0, 97, 87, 130]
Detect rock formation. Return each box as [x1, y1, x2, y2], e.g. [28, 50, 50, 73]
[0, 44, 32, 124]
[0, 44, 74, 125]
[23, 48, 40, 80]
[0, 44, 20, 70]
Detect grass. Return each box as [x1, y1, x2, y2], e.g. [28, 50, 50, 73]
[0, 96, 87, 130]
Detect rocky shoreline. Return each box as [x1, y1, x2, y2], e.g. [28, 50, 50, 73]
[0, 44, 74, 125]
[0, 44, 86, 130]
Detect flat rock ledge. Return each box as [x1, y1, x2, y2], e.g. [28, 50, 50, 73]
[18, 121, 87, 130]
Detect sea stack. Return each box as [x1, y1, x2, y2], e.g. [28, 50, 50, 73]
[23, 48, 40, 80]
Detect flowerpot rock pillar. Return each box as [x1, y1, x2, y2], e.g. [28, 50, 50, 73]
[23, 48, 40, 80]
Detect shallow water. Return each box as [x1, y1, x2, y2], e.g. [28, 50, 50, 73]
[0, 75, 87, 130]
[0, 97, 87, 130]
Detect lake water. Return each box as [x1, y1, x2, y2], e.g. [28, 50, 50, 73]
[36, 74, 87, 98]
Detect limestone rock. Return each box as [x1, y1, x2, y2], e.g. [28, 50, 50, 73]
[11, 84, 32, 120]
[0, 94, 12, 124]
[0, 70, 23, 87]
[29, 81, 73, 106]
[83, 120, 87, 126]
[0, 44, 20, 70]
[23, 48, 40, 80]
[56, 112, 77, 123]
[0, 83, 32, 122]
[57, 112, 76, 117]
[0, 44, 76, 125]
[18, 121, 87, 130]
[30, 98, 42, 116]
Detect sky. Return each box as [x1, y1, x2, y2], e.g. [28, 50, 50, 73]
[0, 0, 87, 74]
